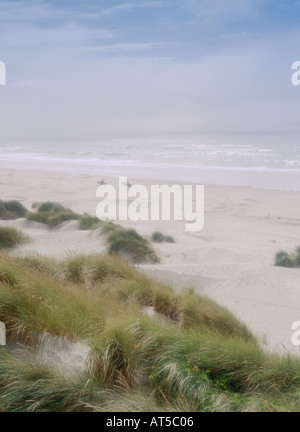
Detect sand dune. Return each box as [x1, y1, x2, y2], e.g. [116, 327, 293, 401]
[1, 167, 300, 354]
[1, 219, 107, 258]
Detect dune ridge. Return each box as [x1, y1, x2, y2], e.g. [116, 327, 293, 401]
[1, 166, 300, 355]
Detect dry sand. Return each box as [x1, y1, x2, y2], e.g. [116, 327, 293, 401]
[1, 166, 300, 355]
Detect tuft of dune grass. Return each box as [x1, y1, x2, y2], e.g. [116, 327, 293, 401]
[26, 210, 79, 228]
[0, 200, 27, 220]
[87, 318, 144, 389]
[0, 257, 106, 342]
[153, 286, 179, 321]
[275, 248, 300, 268]
[1, 254, 300, 411]
[26, 201, 97, 230]
[0, 227, 28, 250]
[150, 331, 300, 400]
[152, 231, 175, 244]
[178, 291, 255, 341]
[106, 226, 159, 264]
[0, 349, 175, 412]
[0, 350, 105, 412]
[37, 201, 70, 213]
[79, 214, 100, 230]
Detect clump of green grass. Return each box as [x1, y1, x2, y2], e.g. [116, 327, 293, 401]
[275, 247, 300, 268]
[26, 210, 79, 228]
[63, 256, 87, 284]
[47, 212, 80, 229]
[106, 226, 159, 264]
[152, 231, 175, 243]
[153, 286, 179, 320]
[178, 291, 255, 341]
[0, 350, 174, 412]
[0, 351, 106, 412]
[37, 201, 70, 213]
[87, 320, 143, 388]
[26, 201, 78, 228]
[82, 254, 139, 285]
[15, 255, 57, 275]
[25, 211, 51, 225]
[79, 214, 100, 230]
[81, 255, 155, 305]
[100, 221, 119, 233]
[0, 200, 27, 220]
[0, 259, 106, 342]
[0, 227, 28, 250]
[152, 287, 255, 341]
[26, 202, 101, 230]
[150, 332, 300, 402]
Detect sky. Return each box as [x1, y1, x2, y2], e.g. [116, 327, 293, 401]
[1, 0, 300, 143]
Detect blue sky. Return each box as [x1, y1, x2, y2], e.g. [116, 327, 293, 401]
[1, 0, 300, 142]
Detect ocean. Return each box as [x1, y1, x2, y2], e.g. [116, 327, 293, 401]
[1, 133, 300, 191]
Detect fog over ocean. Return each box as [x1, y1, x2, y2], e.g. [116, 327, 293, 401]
[1, 133, 300, 191]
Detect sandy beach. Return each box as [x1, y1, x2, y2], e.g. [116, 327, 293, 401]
[1, 166, 300, 355]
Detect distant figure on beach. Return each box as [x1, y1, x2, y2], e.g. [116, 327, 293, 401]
[121, 181, 132, 189]
[97, 179, 107, 186]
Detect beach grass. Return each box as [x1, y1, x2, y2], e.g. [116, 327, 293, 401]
[275, 248, 300, 268]
[26, 210, 79, 228]
[0, 348, 176, 412]
[36, 201, 71, 213]
[5, 200, 158, 264]
[0, 227, 28, 250]
[151, 231, 175, 243]
[30, 203, 99, 230]
[106, 226, 159, 264]
[0, 200, 27, 220]
[1, 253, 300, 411]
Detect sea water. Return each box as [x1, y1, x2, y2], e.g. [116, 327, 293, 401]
[1, 133, 300, 191]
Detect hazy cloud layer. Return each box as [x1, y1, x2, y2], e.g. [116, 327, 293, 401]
[1, 0, 300, 142]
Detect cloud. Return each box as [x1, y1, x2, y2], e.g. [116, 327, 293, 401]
[90, 42, 164, 54]
[1, 30, 300, 141]
[183, 0, 260, 20]
[99, 1, 172, 17]
[0, 0, 172, 27]
[0, 0, 300, 143]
